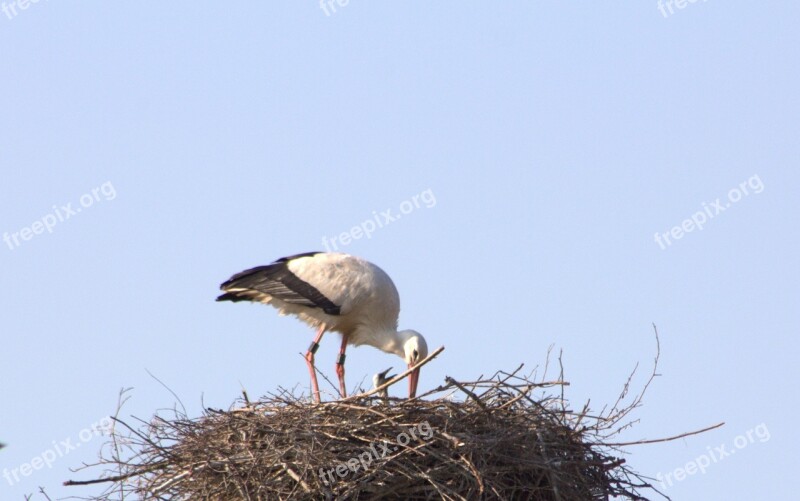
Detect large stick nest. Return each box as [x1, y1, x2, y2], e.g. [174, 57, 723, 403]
[66, 354, 676, 501]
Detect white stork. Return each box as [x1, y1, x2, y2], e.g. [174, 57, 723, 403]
[217, 252, 428, 403]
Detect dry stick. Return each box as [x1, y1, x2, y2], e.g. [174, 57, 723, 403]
[536, 430, 563, 501]
[604, 421, 725, 447]
[496, 386, 535, 411]
[456, 452, 485, 496]
[281, 463, 311, 492]
[146, 369, 187, 417]
[612, 324, 661, 420]
[109, 387, 131, 500]
[416, 382, 457, 400]
[495, 363, 526, 385]
[152, 470, 192, 494]
[337, 345, 445, 402]
[445, 377, 487, 410]
[64, 462, 168, 486]
[108, 416, 161, 452]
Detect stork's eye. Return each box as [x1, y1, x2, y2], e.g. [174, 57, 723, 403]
[413, 349, 419, 361]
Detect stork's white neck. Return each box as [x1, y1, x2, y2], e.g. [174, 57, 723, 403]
[379, 328, 408, 358]
[354, 326, 409, 359]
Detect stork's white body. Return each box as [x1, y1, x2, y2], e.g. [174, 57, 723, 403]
[217, 252, 427, 402]
[257, 254, 406, 357]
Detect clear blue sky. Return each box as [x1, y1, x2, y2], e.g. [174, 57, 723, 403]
[2, 2, 797, 499]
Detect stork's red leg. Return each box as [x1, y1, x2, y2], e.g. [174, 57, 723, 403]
[335, 334, 349, 398]
[305, 324, 327, 403]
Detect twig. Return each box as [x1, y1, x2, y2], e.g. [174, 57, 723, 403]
[604, 422, 725, 447]
[444, 377, 486, 410]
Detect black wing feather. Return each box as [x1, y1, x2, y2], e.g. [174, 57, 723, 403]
[217, 253, 341, 315]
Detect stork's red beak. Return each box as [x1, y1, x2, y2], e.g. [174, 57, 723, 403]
[408, 364, 420, 398]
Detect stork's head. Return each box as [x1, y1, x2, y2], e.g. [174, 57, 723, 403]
[398, 330, 428, 398]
